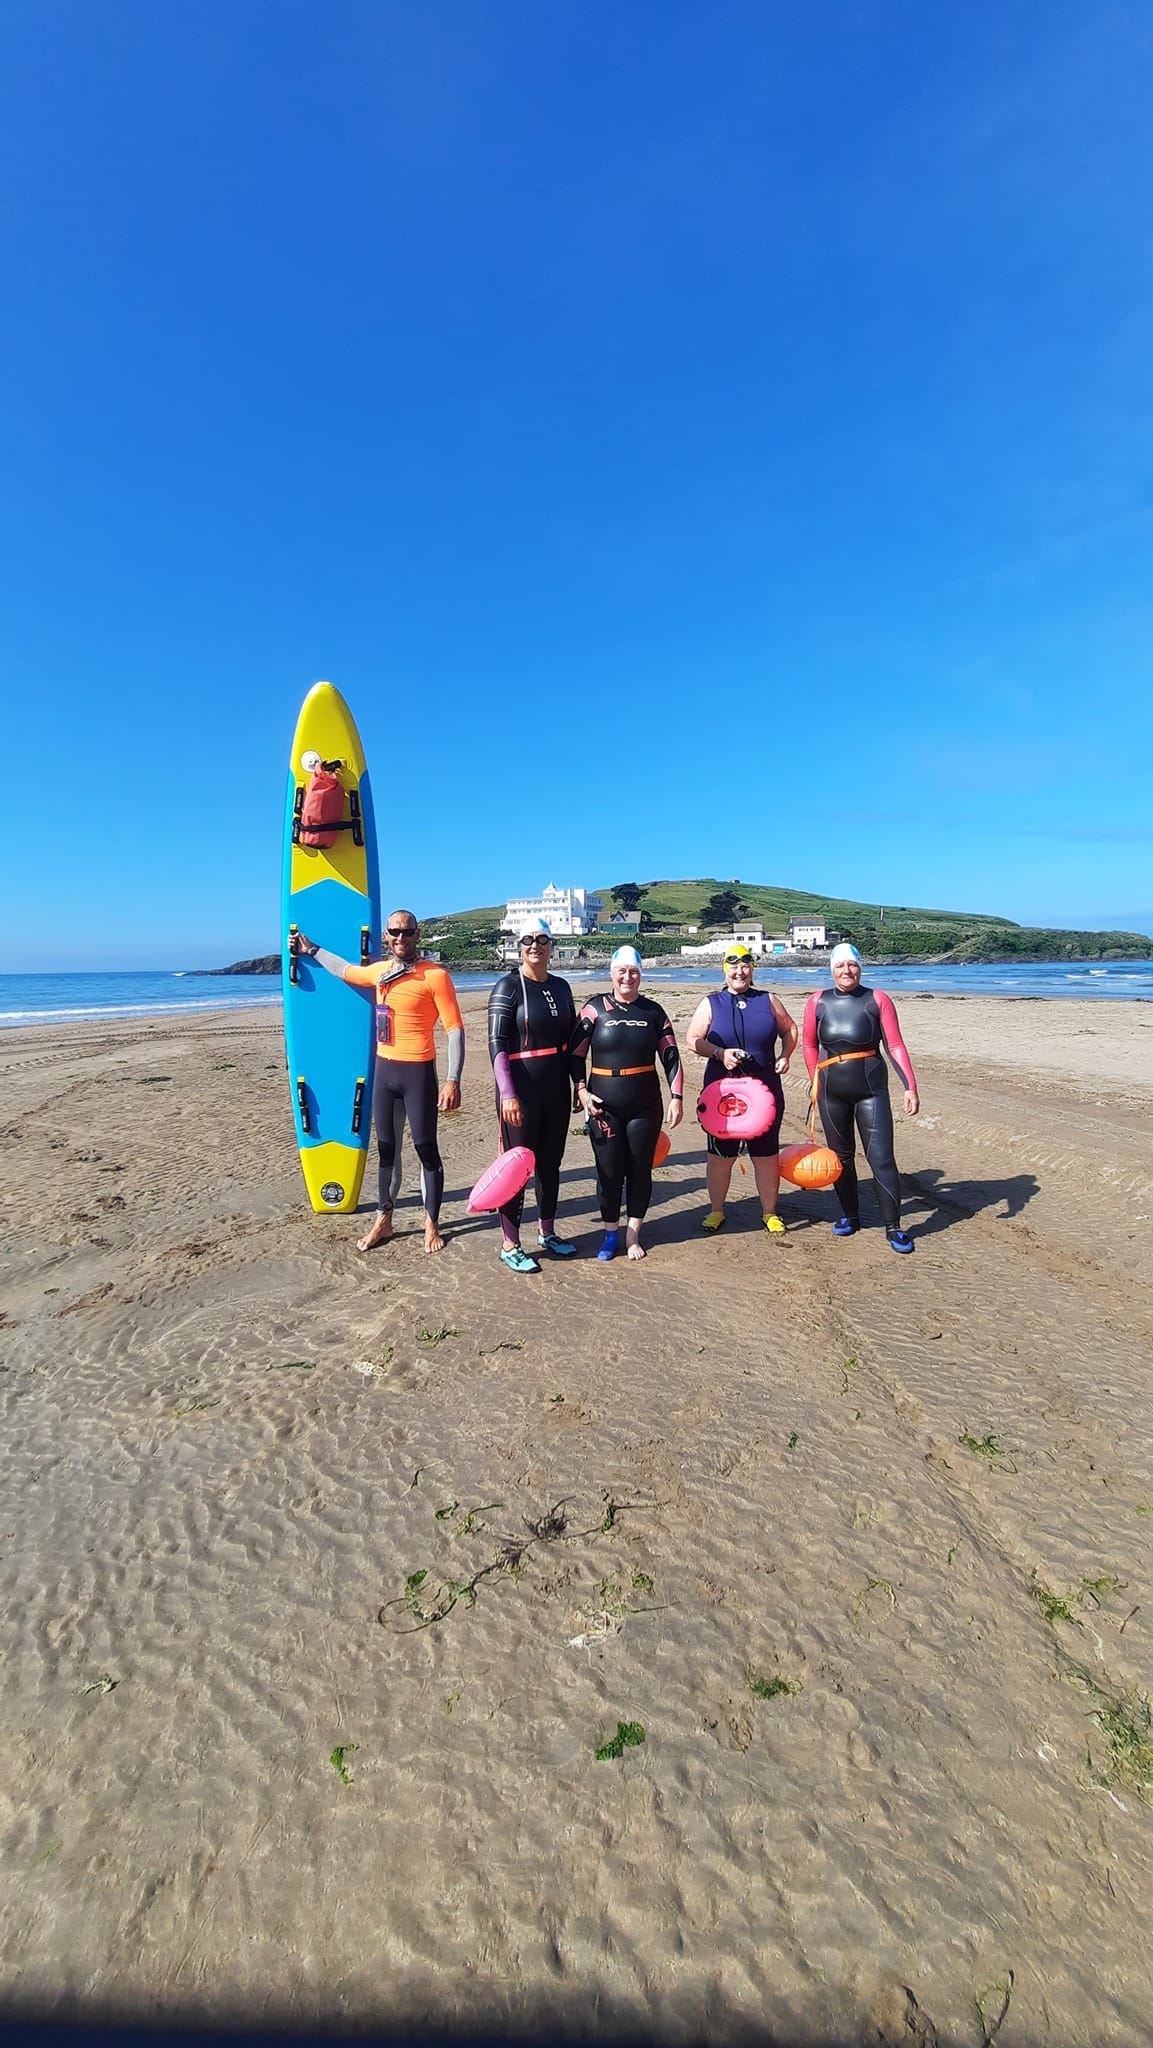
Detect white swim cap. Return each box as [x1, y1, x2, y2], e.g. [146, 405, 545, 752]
[518, 916, 552, 942]
[830, 943, 862, 969]
[611, 944, 642, 969]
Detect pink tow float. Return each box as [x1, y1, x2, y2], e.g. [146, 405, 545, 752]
[697, 1077, 776, 1142]
[467, 1146, 536, 1213]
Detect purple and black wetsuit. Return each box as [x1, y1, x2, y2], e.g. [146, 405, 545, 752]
[488, 970, 576, 1236]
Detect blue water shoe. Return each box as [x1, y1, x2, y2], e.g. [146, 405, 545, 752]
[500, 1245, 540, 1274]
[538, 1233, 577, 1258]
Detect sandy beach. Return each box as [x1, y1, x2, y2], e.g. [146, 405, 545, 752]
[3, 983, 1153, 2044]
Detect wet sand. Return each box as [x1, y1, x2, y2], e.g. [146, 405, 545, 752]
[2, 986, 1153, 2043]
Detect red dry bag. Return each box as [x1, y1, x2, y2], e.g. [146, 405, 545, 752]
[298, 763, 346, 849]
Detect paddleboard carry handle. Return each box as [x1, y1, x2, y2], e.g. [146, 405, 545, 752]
[288, 924, 300, 985]
[296, 1077, 312, 1135]
[360, 925, 371, 963]
[351, 1077, 366, 1134]
[293, 816, 361, 843]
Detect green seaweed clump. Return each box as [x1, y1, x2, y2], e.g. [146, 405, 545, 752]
[595, 1720, 646, 1762]
[747, 1668, 801, 1700]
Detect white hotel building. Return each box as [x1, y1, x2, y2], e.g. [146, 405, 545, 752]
[502, 883, 602, 937]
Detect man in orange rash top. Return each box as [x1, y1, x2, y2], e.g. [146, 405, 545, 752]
[289, 910, 464, 1253]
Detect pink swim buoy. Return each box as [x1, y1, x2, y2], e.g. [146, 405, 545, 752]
[467, 1145, 536, 1214]
[697, 1077, 776, 1142]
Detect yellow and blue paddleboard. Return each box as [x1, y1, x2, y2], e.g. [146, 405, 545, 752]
[282, 682, 380, 1213]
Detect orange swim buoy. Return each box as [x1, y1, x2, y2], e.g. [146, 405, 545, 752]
[778, 1142, 842, 1190]
[653, 1129, 672, 1168]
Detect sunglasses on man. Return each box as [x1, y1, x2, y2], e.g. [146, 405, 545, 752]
[386, 926, 417, 938]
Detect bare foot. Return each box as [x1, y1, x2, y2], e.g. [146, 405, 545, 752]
[626, 1229, 646, 1260]
[424, 1221, 446, 1254]
[356, 1210, 394, 1254]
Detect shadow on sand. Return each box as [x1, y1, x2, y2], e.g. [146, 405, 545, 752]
[0, 1984, 910, 2048]
[901, 1166, 1039, 1240]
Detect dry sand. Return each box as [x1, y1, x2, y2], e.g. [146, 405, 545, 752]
[2, 984, 1153, 2044]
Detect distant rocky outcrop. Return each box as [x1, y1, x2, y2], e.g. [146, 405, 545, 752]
[187, 956, 280, 976]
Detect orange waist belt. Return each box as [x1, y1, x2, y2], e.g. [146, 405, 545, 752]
[510, 1047, 559, 1061]
[590, 1064, 655, 1078]
[808, 1049, 877, 1133]
[812, 1048, 877, 1081]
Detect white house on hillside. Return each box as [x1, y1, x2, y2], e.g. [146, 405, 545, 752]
[680, 924, 779, 960]
[680, 921, 803, 960]
[502, 883, 602, 937]
[788, 918, 827, 949]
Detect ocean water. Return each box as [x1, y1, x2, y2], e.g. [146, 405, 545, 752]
[0, 958, 1150, 1029]
[0, 972, 283, 1028]
[637, 958, 1153, 1001]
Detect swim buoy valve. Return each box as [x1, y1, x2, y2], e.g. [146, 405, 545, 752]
[697, 1077, 776, 1141]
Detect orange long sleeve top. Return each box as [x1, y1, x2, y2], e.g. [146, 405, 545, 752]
[342, 959, 464, 1063]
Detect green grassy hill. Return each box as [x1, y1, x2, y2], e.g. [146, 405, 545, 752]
[422, 879, 1151, 965]
[615, 877, 1007, 935]
[192, 878, 1150, 974]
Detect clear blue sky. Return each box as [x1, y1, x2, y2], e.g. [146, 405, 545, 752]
[3, 1, 1150, 969]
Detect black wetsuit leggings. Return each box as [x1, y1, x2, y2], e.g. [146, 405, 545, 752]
[588, 1078, 663, 1225]
[817, 1055, 901, 1231]
[373, 1058, 443, 1221]
[496, 1080, 571, 1237]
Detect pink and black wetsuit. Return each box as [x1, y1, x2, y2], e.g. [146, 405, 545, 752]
[569, 994, 683, 1225]
[802, 986, 917, 1233]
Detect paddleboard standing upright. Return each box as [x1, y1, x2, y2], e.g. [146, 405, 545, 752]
[282, 681, 381, 1213]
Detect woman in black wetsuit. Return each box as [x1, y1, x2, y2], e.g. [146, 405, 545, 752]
[569, 946, 684, 1262]
[802, 943, 920, 1253]
[488, 919, 578, 1274]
